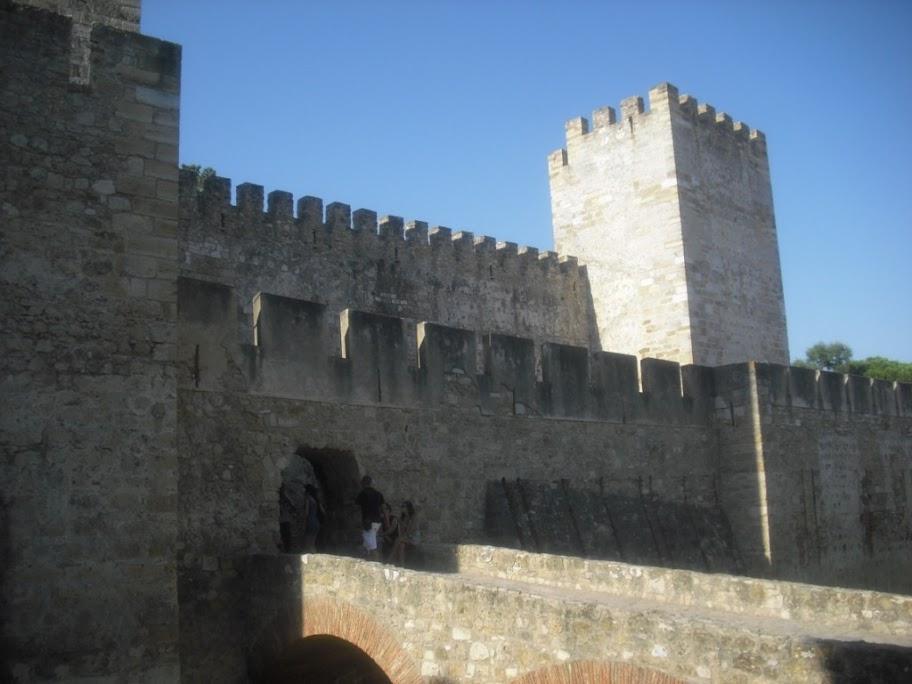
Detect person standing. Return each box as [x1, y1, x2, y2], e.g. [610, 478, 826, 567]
[391, 501, 419, 566]
[380, 502, 399, 561]
[355, 475, 386, 560]
[302, 484, 324, 553]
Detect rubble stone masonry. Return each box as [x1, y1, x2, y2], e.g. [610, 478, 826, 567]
[0, 2, 180, 679]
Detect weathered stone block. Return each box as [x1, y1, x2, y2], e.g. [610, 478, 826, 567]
[540, 342, 588, 418]
[818, 370, 846, 412]
[788, 366, 818, 409]
[418, 322, 476, 404]
[252, 293, 330, 398]
[590, 351, 638, 421]
[342, 309, 413, 405]
[846, 375, 872, 414]
[483, 333, 536, 411]
[641, 357, 681, 400]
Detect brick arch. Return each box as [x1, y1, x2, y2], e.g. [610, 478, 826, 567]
[301, 597, 422, 684]
[511, 660, 686, 684]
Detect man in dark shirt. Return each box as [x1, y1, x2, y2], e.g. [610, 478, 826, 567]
[355, 475, 386, 560]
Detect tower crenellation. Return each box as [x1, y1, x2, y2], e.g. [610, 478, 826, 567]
[550, 82, 788, 367]
[553, 84, 767, 168]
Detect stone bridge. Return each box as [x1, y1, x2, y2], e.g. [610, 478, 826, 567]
[245, 546, 912, 683]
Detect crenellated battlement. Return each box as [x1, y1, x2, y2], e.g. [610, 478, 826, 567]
[179, 170, 583, 278]
[178, 277, 912, 427]
[179, 169, 595, 352]
[682, 93, 766, 147]
[549, 82, 766, 174]
[714, 362, 912, 417]
[178, 277, 710, 424]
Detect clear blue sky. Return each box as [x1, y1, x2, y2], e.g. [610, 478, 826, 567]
[143, 0, 911, 363]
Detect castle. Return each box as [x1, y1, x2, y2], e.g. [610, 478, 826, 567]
[2, 1, 911, 681]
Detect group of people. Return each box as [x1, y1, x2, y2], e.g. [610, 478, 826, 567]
[279, 474, 419, 564]
[356, 475, 419, 565]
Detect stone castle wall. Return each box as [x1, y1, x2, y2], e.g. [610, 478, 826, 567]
[178, 276, 912, 579]
[174, 276, 726, 679]
[0, 3, 180, 680]
[549, 83, 789, 366]
[715, 363, 912, 593]
[176, 389, 722, 681]
[179, 173, 596, 366]
[170, 275, 912, 678]
[173, 277, 727, 679]
[177, 278, 707, 423]
[2, 2, 911, 680]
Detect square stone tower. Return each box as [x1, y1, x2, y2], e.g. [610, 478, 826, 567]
[549, 82, 789, 366]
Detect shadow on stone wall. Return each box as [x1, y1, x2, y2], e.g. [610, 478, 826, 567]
[483, 478, 742, 573]
[819, 639, 912, 683]
[245, 556, 305, 680]
[252, 634, 393, 683]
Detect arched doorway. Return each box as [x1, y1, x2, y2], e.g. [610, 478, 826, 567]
[258, 634, 392, 683]
[297, 447, 362, 552]
[279, 447, 362, 554]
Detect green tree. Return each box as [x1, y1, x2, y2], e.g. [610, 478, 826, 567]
[796, 341, 853, 372]
[847, 357, 912, 384]
[794, 342, 912, 383]
[180, 164, 216, 192]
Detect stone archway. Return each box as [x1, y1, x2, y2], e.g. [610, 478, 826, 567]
[262, 634, 393, 683]
[248, 596, 421, 684]
[301, 598, 422, 684]
[511, 660, 686, 684]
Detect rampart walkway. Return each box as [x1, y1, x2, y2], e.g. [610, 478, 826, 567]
[245, 545, 912, 682]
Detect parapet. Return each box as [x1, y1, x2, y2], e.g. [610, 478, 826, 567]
[713, 361, 912, 418]
[178, 278, 723, 425]
[179, 172, 587, 282]
[549, 82, 767, 174]
[179, 278, 912, 427]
